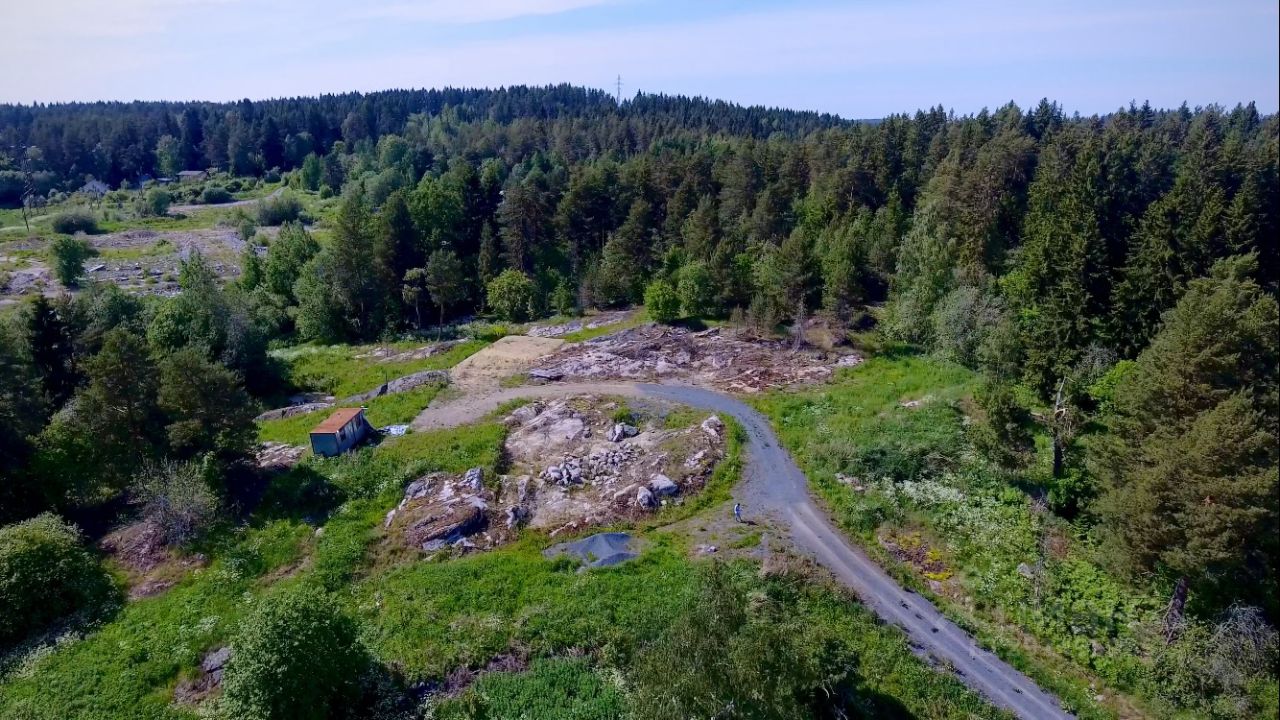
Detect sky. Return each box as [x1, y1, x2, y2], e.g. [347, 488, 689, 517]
[1, 0, 1276, 117]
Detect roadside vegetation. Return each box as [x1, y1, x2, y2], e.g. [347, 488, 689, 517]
[0, 86, 1274, 718]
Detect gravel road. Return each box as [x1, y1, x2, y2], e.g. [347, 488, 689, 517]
[413, 381, 1073, 720]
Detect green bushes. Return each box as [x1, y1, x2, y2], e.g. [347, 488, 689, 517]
[643, 279, 680, 324]
[0, 513, 115, 648]
[48, 233, 98, 287]
[677, 261, 716, 318]
[487, 269, 536, 322]
[50, 210, 99, 235]
[436, 658, 624, 720]
[256, 191, 304, 225]
[138, 188, 171, 217]
[200, 185, 233, 204]
[221, 586, 369, 720]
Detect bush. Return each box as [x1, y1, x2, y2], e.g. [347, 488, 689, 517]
[263, 169, 281, 184]
[137, 188, 171, 217]
[677, 261, 716, 318]
[256, 191, 303, 225]
[644, 279, 681, 324]
[200, 186, 233, 204]
[50, 210, 99, 235]
[221, 586, 368, 720]
[49, 234, 98, 287]
[0, 513, 115, 648]
[486, 269, 536, 322]
[131, 460, 221, 547]
[318, 184, 334, 199]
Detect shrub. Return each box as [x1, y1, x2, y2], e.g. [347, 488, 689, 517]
[221, 586, 368, 720]
[200, 185, 233, 204]
[319, 184, 334, 199]
[0, 513, 115, 648]
[263, 169, 281, 184]
[677, 261, 716, 318]
[238, 217, 257, 243]
[137, 188, 171, 217]
[551, 278, 577, 317]
[49, 234, 98, 287]
[256, 191, 303, 225]
[644, 279, 681, 324]
[51, 210, 99, 235]
[630, 562, 856, 719]
[131, 460, 221, 547]
[486, 269, 536, 322]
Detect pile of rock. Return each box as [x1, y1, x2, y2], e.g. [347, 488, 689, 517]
[529, 324, 862, 392]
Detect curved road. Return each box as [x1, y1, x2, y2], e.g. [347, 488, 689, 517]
[413, 381, 1072, 720]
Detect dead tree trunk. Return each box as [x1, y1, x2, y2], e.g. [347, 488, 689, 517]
[1163, 576, 1189, 643]
[1051, 378, 1069, 478]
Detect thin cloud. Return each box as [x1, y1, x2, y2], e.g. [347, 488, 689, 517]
[353, 0, 618, 24]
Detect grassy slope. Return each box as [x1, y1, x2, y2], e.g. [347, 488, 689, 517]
[256, 384, 445, 446]
[272, 339, 488, 398]
[1, 386, 1007, 720]
[749, 353, 1218, 720]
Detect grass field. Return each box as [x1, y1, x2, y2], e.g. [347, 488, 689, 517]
[256, 384, 445, 446]
[272, 339, 488, 398]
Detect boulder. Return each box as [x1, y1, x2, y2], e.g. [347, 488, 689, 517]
[528, 368, 563, 381]
[402, 476, 435, 504]
[701, 415, 725, 437]
[465, 467, 485, 492]
[201, 646, 232, 681]
[505, 505, 529, 529]
[606, 423, 638, 442]
[649, 474, 678, 497]
[635, 486, 658, 509]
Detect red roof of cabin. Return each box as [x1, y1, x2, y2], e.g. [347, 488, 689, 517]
[311, 408, 365, 435]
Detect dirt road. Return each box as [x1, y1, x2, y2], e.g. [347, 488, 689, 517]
[413, 381, 1072, 719]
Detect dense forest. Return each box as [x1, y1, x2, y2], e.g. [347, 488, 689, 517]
[0, 86, 1277, 716]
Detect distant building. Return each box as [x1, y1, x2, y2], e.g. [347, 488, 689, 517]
[177, 170, 208, 183]
[309, 408, 372, 457]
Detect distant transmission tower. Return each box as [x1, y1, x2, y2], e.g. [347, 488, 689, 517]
[615, 75, 622, 105]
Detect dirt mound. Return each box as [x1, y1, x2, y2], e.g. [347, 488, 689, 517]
[530, 324, 861, 392]
[450, 335, 565, 388]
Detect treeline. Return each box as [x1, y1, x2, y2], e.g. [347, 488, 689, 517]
[0, 91, 1276, 624]
[0, 84, 845, 202]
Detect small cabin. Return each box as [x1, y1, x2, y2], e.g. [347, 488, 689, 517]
[177, 170, 208, 183]
[309, 408, 372, 457]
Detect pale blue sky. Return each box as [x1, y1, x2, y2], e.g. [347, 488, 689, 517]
[2, 0, 1276, 117]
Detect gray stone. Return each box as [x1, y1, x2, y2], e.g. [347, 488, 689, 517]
[201, 646, 232, 677]
[649, 474, 678, 497]
[403, 476, 434, 503]
[635, 486, 658, 509]
[528, 368, 563, 381]
[505, 505, 529, 529]
[465, 467, 485, 491]
[606, 423, 638, 442]
[701, 415, 725, 437]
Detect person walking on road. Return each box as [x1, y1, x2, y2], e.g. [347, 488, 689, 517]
[733, 502, 743, 522]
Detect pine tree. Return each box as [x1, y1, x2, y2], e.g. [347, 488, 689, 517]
[1093, 255, 1278, 609]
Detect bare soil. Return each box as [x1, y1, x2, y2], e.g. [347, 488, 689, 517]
[448, 335, 566, 389]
